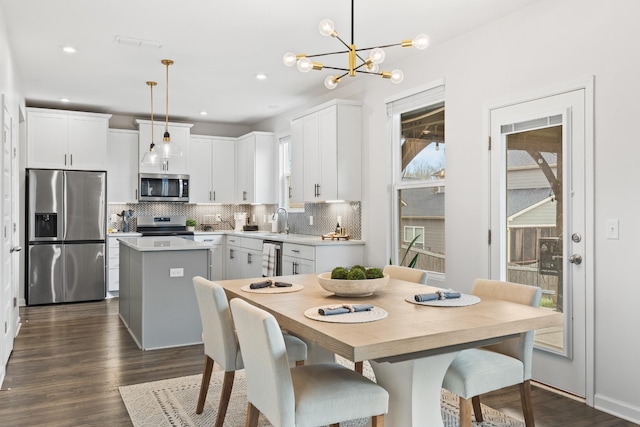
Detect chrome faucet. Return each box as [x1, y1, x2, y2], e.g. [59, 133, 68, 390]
[272, 207, 289, 234]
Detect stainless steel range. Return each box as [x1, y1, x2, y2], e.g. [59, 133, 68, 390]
[136, 216, 194, 239]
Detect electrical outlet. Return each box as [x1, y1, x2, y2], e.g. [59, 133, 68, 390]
[169, 268, 184, 277]
[309, 215, 313, 225]
[216, 214, 222, 222]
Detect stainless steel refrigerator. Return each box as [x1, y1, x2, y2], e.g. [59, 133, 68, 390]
[27, 169, 106, 305]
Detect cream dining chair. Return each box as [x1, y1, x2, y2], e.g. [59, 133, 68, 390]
[192, 276, 307, 427]
[442, 278, 542, 427]
[230, 297, 389, 427]
[382, 265, 428, 285]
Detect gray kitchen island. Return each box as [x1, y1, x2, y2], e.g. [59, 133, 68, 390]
[117, 236, 210, 350]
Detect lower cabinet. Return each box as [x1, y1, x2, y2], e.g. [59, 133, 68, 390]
[226, 236, 263, 280]
[108, 236, 120, 292]
[282, 242, 363, 275]
[193, 234, 224, 280]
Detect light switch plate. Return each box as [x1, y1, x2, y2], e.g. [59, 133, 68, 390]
[309, 215, 313, 225]
[606, 219, 619, 240]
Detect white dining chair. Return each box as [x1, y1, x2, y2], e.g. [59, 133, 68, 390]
[192, 276, 307, 427]
[442, 278, 542, 427]
[382, 265, 428, 285]
[230, 297, 389, 427]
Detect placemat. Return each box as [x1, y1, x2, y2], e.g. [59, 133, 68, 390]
[304, 306, 388, 323]
[405, 294, 481, 307]
[241, 283, 304, 294]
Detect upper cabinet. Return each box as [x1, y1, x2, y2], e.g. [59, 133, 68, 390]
[107, 129, 139, 203]
[235, 132, 276, 204]
[290, 100, 362, 203]
[136, 119, 192, 174]
[27, 108, 111, 170]
[188, 135, 236, 203]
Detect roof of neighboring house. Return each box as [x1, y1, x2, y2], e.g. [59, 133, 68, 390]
[508, 150, 557, 167]
[399, 187, 551, 218]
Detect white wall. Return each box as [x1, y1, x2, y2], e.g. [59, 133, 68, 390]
[257, 0, 640, 422]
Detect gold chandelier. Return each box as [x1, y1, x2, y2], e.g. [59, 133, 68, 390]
[283, 0, 429, 89]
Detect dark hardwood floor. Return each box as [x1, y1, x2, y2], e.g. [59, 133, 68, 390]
[0, 298, 637, 426]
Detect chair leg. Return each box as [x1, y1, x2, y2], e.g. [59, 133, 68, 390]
[295, 359, 305, 367]
[354, 361, 363, 374]
[215, 371, 235, 427]
[472, 395, 484, 422]
[459, 396, 473, 427]
[246, 402, 260, 427]
[196, 356, 214, 414]
[520, 380, 536, 427]
[372, 414, 385, 426]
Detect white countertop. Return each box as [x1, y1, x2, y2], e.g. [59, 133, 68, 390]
[194, 231, 364, 246]
[117, 236, 210, 252]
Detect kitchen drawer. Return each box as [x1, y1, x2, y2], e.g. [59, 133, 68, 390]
[241, 237, 263, 251]
[109, 245, 120, 259]
[109, 237, 120, 248]
[108, 268, 119, 291]
[226, 236, 241, 247]
[194, 235, 224, 245]
[282, 243, 315, 261]
[109, 256, 120, 269]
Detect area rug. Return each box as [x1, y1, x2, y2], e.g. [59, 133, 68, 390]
[120, 360, 524, 427]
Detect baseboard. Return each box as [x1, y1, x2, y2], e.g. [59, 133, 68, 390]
[594, 393, 640, 425]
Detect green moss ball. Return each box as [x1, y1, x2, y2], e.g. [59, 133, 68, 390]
[365, 268, 384, 279]
[350, 265, 366, 273]
[347, 268, 367, 280]
[331, 267, 349, 279]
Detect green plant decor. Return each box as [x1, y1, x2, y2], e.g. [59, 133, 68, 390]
[389, 234, 421, 268]
[186, 219, 197, 227]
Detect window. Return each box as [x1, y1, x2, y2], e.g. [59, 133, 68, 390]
[389, 82, 445, 274]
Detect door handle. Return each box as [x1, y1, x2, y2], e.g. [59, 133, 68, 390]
[10, 246, 22, 253]
[569, 254, 582, 265]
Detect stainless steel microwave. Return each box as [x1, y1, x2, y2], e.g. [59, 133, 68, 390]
[138, 173, 189, 202]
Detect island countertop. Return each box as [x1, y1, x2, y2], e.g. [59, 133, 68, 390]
[117, 236, 210, 252]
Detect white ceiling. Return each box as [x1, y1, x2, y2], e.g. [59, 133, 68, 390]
[1, 0, 541, 126]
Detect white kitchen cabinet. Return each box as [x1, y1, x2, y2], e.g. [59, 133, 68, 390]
[225, 236, 263, 279]
[193, 234, 225, 280]
[107, 129, 139, 203]
[27, 108, 111, 170]
[107, 236, 120, 292]
[282, 242, 364, 275]
[235, 132, 276, 204]
[188, 135, 236, 203]
[137, 119, 192, 174]
[290, 100, 362, 203]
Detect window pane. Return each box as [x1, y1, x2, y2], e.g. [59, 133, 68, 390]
[400, 102, 445, 182]
[397, 187, 445, 272]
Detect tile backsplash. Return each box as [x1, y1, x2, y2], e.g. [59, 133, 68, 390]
[108, 202, 361, 239]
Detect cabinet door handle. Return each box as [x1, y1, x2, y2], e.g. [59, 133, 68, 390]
[209, 191, 212, 201]
[243, 191, 247, 201]
[289, 186, 292, 199]
[247, 253, 252, 264]
[293, 261, 298, 275]
[230, 248, 235, 259]
[135, 189, 138, 200]
[213, 191, 216, 201]
[291, 249, 300, 253]
[64, 154, 67, 166]
[70, 154, 73, 166]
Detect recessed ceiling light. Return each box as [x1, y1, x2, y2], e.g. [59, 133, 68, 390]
[60, 98, 71, 103]
[256, 73, 267, 80]
[62, 46, 76, 54]
[199, 111, 208, 116]
[268, 105, 280, 110]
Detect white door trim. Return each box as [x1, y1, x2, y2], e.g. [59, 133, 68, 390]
[483, 77, 594, 405]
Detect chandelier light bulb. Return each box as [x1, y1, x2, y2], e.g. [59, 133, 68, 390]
[297, 57, 313, 73]
[390, 69, 404, 84]
[324, 75, 339, 89]
[283, 52, 298, 67]
[318, 19, 335, 37]
[369, 47, 386, 64]
[365, 61, 379, 73]
[413, 33, 430, 50]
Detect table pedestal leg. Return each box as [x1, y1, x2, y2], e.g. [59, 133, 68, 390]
[370, 352, 459, 427]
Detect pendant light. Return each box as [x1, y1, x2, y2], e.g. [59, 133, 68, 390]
[140, 81, 159, 166]
[158, 59, 182, 159]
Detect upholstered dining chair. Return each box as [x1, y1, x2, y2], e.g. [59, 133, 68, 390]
[192, 276, 307, 427]
[230, 297, 389, 427]
[382, 265, 428, 285]
[442, 278, 542, 427]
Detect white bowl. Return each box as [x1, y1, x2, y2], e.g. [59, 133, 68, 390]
[317, 272, 390, 297]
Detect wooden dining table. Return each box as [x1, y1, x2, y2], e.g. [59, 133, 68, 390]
[217, 273, 563, 427]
